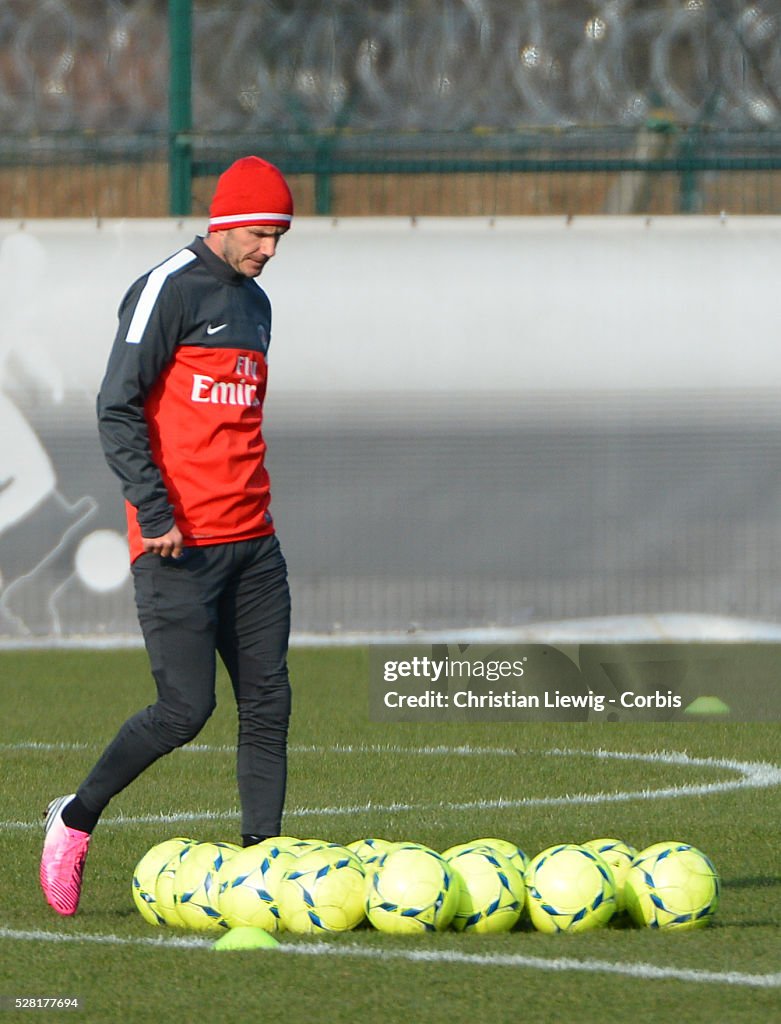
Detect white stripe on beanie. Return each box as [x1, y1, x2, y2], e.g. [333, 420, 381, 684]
[209, 212, 293, 226]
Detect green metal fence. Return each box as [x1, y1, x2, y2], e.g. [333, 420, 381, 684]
[2, 126, 781, 219]
[1, 0, 780, 218]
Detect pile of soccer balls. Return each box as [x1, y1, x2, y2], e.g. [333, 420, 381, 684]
[132, 834, 720, 937]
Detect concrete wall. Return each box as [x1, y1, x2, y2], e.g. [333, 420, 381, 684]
[1, 216, 780, 641]
[1, 215, 779, 400]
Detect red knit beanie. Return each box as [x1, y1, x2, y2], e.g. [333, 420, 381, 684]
[208, 156, 293, 232]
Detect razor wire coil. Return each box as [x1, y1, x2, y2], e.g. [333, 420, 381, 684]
[0, 0, 778, 133]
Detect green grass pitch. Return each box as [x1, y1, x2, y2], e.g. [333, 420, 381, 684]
[1, 647, 780, 1023]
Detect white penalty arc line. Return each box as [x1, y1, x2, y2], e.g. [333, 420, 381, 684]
[1, 746, 780, 832]
[0, 927, 778, 990]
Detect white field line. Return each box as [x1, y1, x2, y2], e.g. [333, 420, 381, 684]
[0, 926, 778, 990]
[2, 612, 781, 648]
[1, 745, 780, 832]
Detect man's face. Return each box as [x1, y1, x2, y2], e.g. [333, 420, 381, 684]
[210, 225, 287, 278]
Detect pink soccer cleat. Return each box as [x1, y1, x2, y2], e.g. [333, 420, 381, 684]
[40, 795, 91, 916]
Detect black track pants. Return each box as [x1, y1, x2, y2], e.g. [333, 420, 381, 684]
[77, 534, 291, 838]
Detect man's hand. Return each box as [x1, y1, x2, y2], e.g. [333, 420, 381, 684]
[141, 525, 184, 559]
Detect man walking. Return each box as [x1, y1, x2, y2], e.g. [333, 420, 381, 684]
[40, 156, 294, 915]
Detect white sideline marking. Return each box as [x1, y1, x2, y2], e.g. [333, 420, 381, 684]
[0, 926, 778, 989]
[2, 611, 781, 647]
[1, 746, 780, 832]
[0, 741, 93, 751]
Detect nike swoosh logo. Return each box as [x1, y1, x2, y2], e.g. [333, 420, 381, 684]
[206, 323, 227, 335]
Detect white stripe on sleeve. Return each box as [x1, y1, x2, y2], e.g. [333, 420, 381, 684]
[124, 248, 197, 345]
